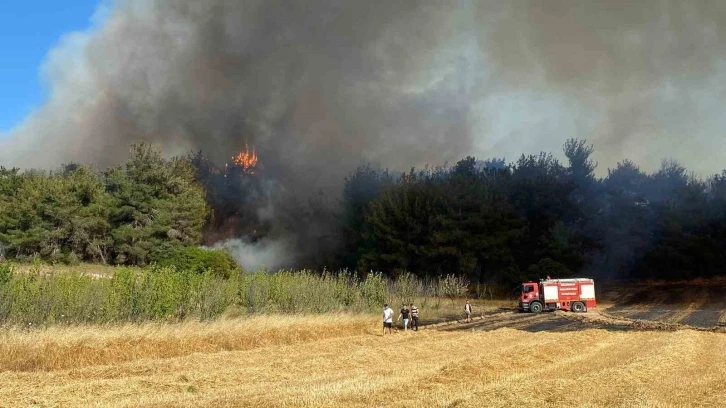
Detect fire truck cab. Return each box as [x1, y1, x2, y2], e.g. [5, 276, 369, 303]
[518, 278, 596, 313]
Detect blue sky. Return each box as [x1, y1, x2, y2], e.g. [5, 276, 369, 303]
[0, 0, 98, 132]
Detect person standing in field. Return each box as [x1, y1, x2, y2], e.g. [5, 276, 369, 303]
[410, 303, 419, 331]
[464, 300, 472, 323]
[397, 303, 410, 331]
[383, 304, 393, 335]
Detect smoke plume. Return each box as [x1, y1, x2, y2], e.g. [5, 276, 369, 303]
[3, 0, 726, 179]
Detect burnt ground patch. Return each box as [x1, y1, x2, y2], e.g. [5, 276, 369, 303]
[417, 308, 511, 326]
[438, 310, 545, 332]
[521, 317, 581, 332]
[629, 309, 671, 320]
[608, 308, 671, 322]
[680, 286, 726, 327]
[603, 282, 726, 329]
[439, 311, 663, 333]
[679, 311, 724, 328]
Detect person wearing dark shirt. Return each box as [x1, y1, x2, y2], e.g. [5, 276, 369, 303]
[409, 303, 419, 331]
[397, 304, 410, 331]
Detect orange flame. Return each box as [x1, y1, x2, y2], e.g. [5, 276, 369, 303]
[232, 143, 259, 172]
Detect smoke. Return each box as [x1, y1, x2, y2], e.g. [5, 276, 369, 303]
[2, 0, 726, 268]
[470, 1, 726, 177]
[209, 238, 294, 272]
[1, 0, 481, 193]
[4, 0, 726, 177]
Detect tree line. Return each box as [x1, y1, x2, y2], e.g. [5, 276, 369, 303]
[0, 143, 208, 266]
[1, 139, 724, 284]
[339, 140, 726, 284]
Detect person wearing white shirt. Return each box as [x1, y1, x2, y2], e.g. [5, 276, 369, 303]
[382, 304, 393, 335]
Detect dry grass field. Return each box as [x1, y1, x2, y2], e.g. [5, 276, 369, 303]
[1, 309, 724, 408]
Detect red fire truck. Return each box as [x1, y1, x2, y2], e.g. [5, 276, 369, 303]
[518, 278, 596, 313]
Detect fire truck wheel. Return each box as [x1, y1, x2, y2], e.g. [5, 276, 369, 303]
[572, 302, 585, 313]
[530, 301, 543, 313]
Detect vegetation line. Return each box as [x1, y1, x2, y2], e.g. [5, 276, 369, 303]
[0, 262, 479, 327]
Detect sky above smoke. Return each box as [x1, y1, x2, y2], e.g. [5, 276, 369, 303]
[2, 0, 725, 185]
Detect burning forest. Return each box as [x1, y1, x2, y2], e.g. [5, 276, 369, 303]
[2, 2, 726, 407]
[193, 143, 266, 243]
[190, 142, 339, 271]
[1, 0, 726, 281]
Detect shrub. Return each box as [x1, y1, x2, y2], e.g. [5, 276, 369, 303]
[391, 271, 421, 305]
[66, 252, 81, 266]
[360, 271, 386, 309]
[0, 263, 11, 286]
[150, 246, 239, 278]
[438, 274, 469, 305]
[103, 267, 137, 321]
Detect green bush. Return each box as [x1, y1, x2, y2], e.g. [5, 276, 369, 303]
[150, 246, 239, 278]
[0, 263, 11, 286]
[438, 274, 469, 305]
[103, 267, 137, 321]
[66, 252, 81, 266]
[360, 271, 386, 309]
[391, 271, 421, 304]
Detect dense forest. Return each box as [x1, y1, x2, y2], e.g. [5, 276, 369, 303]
[340, 140, 726, 284]
[1, 139, 725, 284]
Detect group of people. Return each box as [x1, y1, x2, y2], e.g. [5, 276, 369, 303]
[382, 303, 419, 334]
[382, 300, 473, 335]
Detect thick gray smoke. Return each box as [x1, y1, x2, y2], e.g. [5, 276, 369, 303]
[1, 0, 481, 194]
[3, 0, 726, 180]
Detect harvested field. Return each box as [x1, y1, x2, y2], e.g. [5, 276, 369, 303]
[1, 311, 725, 408]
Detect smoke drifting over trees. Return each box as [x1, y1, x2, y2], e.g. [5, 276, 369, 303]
[3, 0, 726, 178]
[341, 140, 726, 284]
